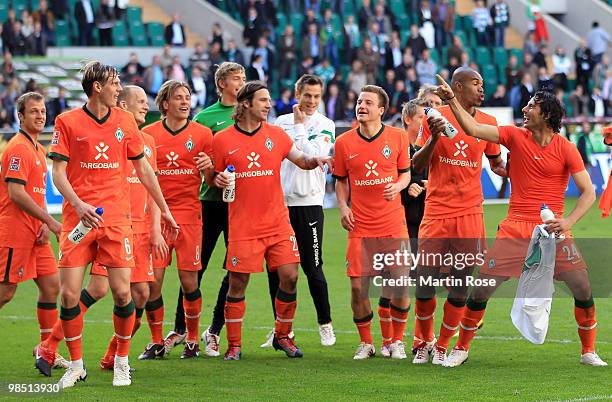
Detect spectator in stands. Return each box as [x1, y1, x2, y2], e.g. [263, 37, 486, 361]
[389, 79, 410, 116]
[587, 21, 610, 65]
[460, 50, 470, 68]
[51, 0, 69, 20]
[569, 84, 589, 118]
[521, 52, 539, 86]
[347, 59, 367, 95]
[165, 13, 186, 47]
[29, 22, 47, 56]
[380, 69, 396, 99]
[522, 32, 537, 57]
[167, 55, 186, 81]
[576, 122, 593, 168]
[406, 67, 420, 98]
[50, 87, 69, 123]
[209, 22, 225, 51]
[225, 38, 245, 66]
[385, 35, 403, 72]
[144, 55, 165, 97]
[343, 14, 360, 64]
[536, 67, 554, 92]
[433, 0, 454, 48]
[111, 0, 128, 20]
[301, 8, 320, 37]
[357, 37, 380, 83]
[314, 58, 335, 85]
[122, 52, 145, 77]
[518, 72, 535, 115]
[471, 0, 491, 47]
[447, 35, 464, 65]
[0, 108, 11, 129]
[252, 36, 275, 79]
[275, 87, 296, 116]
[358, 0, 374, 31]
[276, 25, 296, 80]
[490, 0, 510, 48]
[602, 68, 612, 105]
[527, 0, 548, 44]
[366, 21, 387, 61]
[209, 42, 224, 67]
[552, 45, 571, 91]
[74, 0, 96, 46]
[7, 21, 27, 56]
[447, 55, 460, 78]
[342, 89, 357, 121]
[160, 44, 173, 69]
[593, 54, 610, 91]
[243, 7, 264, 47]
[123, 63, 144, 87]
[1, 9, 17, 51]
[416, 48, 437, 86]
[302, 23, 323, 65]
[574, 39, 593, 90]
[323, 82, 343, 121]
[589, 87, 607, 119]
[21, 11, 35, 39]
[395, 51, 414, 83]
[305, 0, 321, 15]
[370, 4, 392, 37]
[406, 24, 426, 62]
[321, 8, 340, 69]
[487, 84, 509, 107]
[417, 0, 435, 49]
[96, 0, 114, 46]
[533, 43, 548, 70]
[247, 53, 267, 82]
[34, 0, 56, 46]
[189, 66, 207, 111]
[298, 56, 315, 76]
[189, 42, 212, 80]
[1, 52, 15, 82]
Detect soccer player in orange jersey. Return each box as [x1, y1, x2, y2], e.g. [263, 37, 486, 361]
[207, 81, 332, 360]
[435, 75, 607, 367]
[142, 80, 214, 359]
[333, 86, 412, 360]
[409, 68, 506, 366]
[48, 61, 178, 388]
[0, 92, 67, 370]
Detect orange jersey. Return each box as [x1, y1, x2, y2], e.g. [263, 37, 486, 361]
[142, 120, 212, 224]
[603, 126, 612, 146]
[0, 130, 48, 247]
[128, 132, 158, 233]
[498, 126, 585, 221]
[419, 105, 501, 219]
[333, 125, 411, 238]
[49, 106, 144, 229]
[212, 122, 294, 241]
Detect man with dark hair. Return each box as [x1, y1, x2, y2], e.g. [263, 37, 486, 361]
[586, 21, 611, 65]
[262, 74, 336, 347]
[48, 61, 178, 387]
[206, 81, 332, 360]
[334, 85, 412, 360]
[436, 75, 607, 368]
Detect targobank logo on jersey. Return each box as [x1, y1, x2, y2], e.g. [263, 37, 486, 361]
[438, 138, 479, 168]
[95, 142, 109, 160]
[115, 127, 124, 142]
[159, 151, 194, 176]
[365, 160, 378, 177]
[80, 143, 119, 169]
[353, 159, 393, 186]
[236, 151, 273, 179]
[166, 151, 179, 167]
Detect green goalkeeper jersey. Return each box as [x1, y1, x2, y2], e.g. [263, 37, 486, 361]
[193, 100, 235, 201]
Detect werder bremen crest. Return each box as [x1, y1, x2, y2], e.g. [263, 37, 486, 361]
[185, 138, 194, 152]
[265, 137, 274, 151]
[115, 127, 124, 142]
[382, 144, 392, 159]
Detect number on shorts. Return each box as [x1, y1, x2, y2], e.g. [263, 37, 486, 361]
[124, 238, 132, 256]
[289, 235, 298, 251]
[561, 244, 580, 261]
[195, 245, 200, 262]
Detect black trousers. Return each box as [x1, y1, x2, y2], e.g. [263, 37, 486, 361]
[174, 201, 228, 334]
[267, 205, 331, 325]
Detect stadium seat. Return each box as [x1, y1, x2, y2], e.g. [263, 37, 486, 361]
[113, 21, 129, 46]
[0, 2, 9, 23]
[493, 47, 508, 67]
[276, 12, 287, 31]
[484, 80, 498, 97]
[454, 30, 468, 48]
[130, 24, 148, 47]
[390, 0, 406, 15]
[147, 22, 165, 47]
[12, 0, 28, 14]
[509, 48, 523, 65]
[482, 64, 498, 83]
[342, 0, 354, 16]
[126, 7, 143, 24]
[440, 47, 448, 64]
[475, 46, 491, 66]
[430, 49, 440, 66]
[460, 15, 473, 32]
[290, 13, 304, 40]
[31, 0, 41, 11]
[396, 14, 411, 32]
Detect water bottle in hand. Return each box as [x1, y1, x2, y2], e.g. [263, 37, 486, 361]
[425, 107, 459, 139]
[68, 207, 104, 244]
[222, 165, 236, 203]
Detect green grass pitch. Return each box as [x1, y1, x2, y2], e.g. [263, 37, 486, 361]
[0, 199, 610, 401]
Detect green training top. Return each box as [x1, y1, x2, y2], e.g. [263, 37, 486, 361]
[193, 99, 235, 201]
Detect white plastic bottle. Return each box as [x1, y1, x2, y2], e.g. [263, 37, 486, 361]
[222, 165, 236, 203]
[68, 207, 104, 244]
[424, 107, 459, 139]
[540, 204, 555, 222]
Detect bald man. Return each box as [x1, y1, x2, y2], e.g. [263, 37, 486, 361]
[410, 67, 506, 365]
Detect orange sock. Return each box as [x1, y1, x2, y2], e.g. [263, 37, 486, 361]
[36, 302, 57, 342]
[437, 299, 466, 350]
[378, 298, 392, 345]
[354, 312, 374, 344]
[274, 288, 297, 339]
[183, 289, 202, 343]
[391, 303, 410, 342]
[145, 297, 164, 344]
[575, 297, 597, 354]
[60, 304, 83, 361]
[113, 300, 135, 357]
[103, 307, 142, 363]
[456, 298, 487, 351]
[413, 297, 436, 347]
[225, 296, 245, 347]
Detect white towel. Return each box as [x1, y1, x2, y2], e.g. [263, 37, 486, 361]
[510, 224, 556, 344]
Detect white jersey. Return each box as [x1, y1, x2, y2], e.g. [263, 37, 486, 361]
[275, 111, 335, 206]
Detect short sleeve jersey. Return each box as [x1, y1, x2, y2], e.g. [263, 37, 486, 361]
[212, 122, 293, 241]
[419, 105, 501, 219]
[0, 131, 48, 247]
[128, 132, 158, 233]
[498, 126, 585, 221]
[142, 120, 213, 224]
[48, 106, 144, 229]
[333, 125, 411, 238]
[193, 100, 235, 201]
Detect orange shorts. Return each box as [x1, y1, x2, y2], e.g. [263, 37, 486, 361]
[418, 214, 487, 267]
[0, 243, 57, 284]
[58, 225, 134, 269]
[483, 218, 587, 278]
[153, 224, 202, 271]
[90, 232, 153, 283]
[345, 234, 410, 278]
[226, 233, 300, 274]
